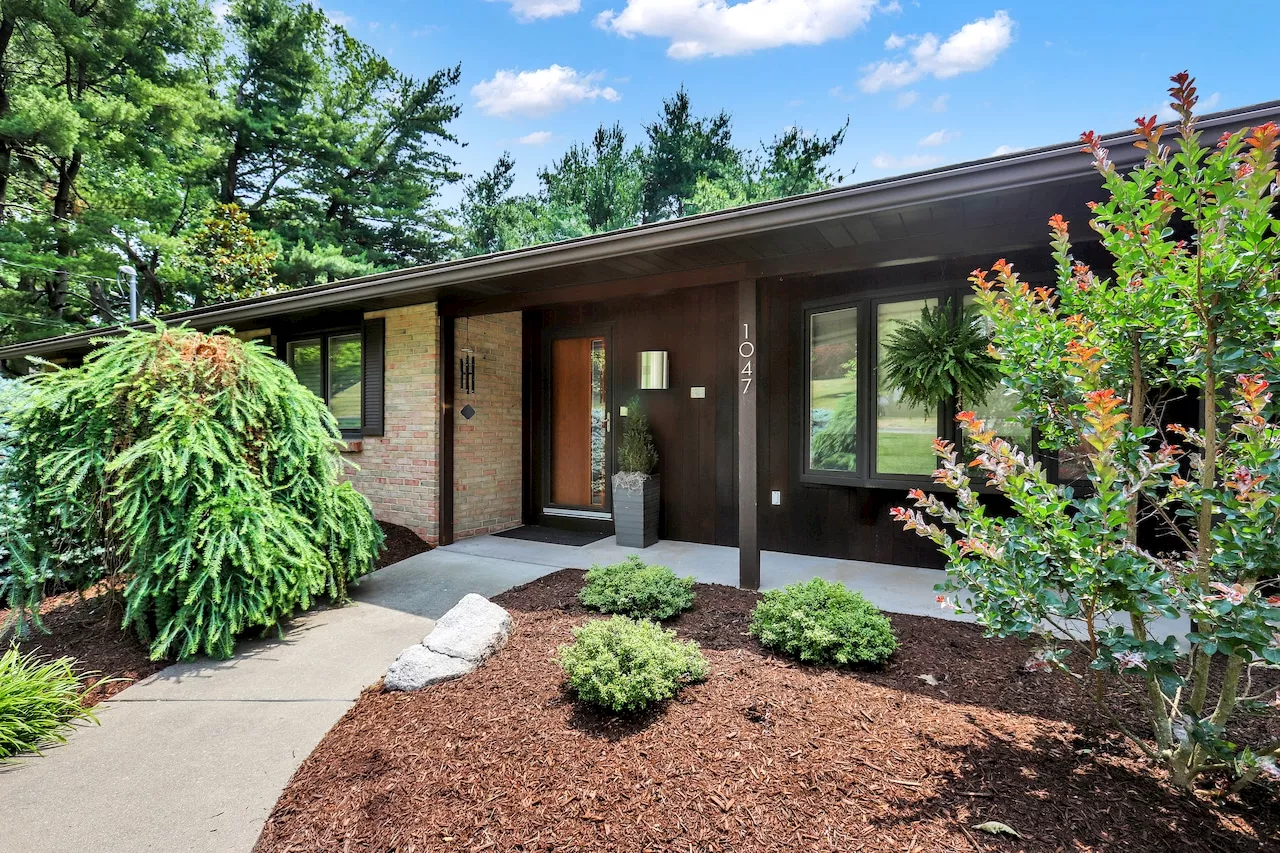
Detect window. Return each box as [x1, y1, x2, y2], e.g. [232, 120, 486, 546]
[287, 332, 363, 432]
[875, 298, 941, 476]
[962, 295, 1030, 452]
[808, 306, 858, 474]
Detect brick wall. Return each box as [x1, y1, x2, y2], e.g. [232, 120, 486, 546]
[346, 303, 441, 543]
[453, 311, 523, 537]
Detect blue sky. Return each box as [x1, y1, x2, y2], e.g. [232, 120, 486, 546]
[314, 1, 1278, 203]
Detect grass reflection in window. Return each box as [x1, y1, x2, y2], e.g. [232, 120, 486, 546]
[808, 306, 858, 472]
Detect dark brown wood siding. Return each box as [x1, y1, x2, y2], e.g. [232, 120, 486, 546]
[528, 283, 740, 546]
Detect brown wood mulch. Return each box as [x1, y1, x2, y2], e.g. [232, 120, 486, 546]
[376, 519, 432, 568]
[255, 569, 1279, 853]
[0, 521, 431, 706]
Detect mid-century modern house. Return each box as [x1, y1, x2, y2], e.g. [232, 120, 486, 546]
[4, 102, 1278, 589]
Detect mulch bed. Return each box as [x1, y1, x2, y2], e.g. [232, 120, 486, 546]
[4, 581, 164, 706]
[0, 521, 431, 707]
[256, 569, 1279, 853]
[376, 520, 432, 568]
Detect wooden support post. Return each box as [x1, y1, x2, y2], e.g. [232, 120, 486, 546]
[737, 278, 760, 590]
[439, 306, 455, 547]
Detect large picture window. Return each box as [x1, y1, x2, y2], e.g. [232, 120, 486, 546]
[287, 332, 363, 432]
[803, 285, 1033, 487]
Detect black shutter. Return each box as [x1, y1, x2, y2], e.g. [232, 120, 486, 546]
[362, 317, 385, 436]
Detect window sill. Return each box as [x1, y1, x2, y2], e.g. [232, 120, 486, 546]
[340, 439, 363, 454]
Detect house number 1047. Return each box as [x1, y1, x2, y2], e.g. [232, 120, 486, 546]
[740, 323, 754, 395]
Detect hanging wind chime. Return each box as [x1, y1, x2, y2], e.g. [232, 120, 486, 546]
[459, 319, 477, 419]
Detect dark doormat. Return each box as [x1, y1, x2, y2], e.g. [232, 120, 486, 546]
[494, 525, 610, 547]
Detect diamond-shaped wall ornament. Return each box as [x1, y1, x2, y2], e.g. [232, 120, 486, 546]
[461, 404, 476, 420]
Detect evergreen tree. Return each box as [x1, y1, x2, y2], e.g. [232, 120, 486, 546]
[540, 123, 643, 233]
[641, 88, 734, 222]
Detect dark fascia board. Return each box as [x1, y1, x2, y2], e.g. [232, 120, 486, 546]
[4, 100, 1278, 361]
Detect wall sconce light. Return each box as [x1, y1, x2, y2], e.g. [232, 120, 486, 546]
[638, 350, 669, 390]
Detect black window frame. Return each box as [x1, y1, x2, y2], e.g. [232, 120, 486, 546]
[284, 325, 365, 439]
[800, 279, 1039, 490]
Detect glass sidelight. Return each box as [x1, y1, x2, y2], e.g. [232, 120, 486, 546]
[550, 335, 609, 509]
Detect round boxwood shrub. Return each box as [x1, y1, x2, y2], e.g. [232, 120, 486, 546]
[3, 324, 383, 660]
[578, 555, 695, 620]
[558, 616, 709, 713]
[0, 646, 98, 760]
[749, 578, 897, 666]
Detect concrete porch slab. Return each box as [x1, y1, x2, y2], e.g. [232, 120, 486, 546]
[444, 533, 976, 624]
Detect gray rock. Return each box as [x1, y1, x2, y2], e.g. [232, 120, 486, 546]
[423, 593, 513, 664]
[384, 644, 474, 692]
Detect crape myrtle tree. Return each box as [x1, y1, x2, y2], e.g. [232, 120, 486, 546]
[1, 324, 383, 660]
[894, 74, 1280, 792]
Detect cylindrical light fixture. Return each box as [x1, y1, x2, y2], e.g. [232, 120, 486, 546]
[638, 350, 669, 390]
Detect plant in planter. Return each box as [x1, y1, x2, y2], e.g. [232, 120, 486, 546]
[880, 299, 1001, 414]
[613, 397, 659, 548]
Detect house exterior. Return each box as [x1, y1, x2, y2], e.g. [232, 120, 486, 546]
[5, 102, 1278, 589]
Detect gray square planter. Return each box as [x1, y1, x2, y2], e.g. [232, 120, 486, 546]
[613, 474, 659, 549]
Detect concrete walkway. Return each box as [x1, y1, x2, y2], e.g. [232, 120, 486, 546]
[0, 549, 556, 853]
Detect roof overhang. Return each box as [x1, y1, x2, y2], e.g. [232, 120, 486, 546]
[4, 100, 1278, 360]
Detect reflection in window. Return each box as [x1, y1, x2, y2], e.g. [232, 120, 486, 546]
[328, 334, 363, 431]
[808, 306, 858, 473]
[876, 298, 939, 476]
[287, 339, 323, 400]
[590, 338, 607, 506]
[286, 333, 363, 432]
[962, 294, 1030, 451]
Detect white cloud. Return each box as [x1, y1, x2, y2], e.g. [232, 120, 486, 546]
[884, 32, 907, 50]
[321, 7, 356, 28]
[1154, 90, 1221, 122]
[871, 152, 941, 171]
[596, 0, 880, 60]
[517, 130, 554, 145]
[918, 128, 959, 147]
[990, 144, 1018, 156]
[894, 90, 919, 109]
[859, 10, 1015, 92]
[491, 0, 581, 21]
[930, 94, 949, 112]
[472, 65, 621, 118]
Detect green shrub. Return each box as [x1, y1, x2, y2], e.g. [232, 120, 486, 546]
[0, 646, 97, 760]
[750, 578, 897, 666]
[558, 616, 709, 713]
[2, 324, 383, 660]
[578, 555, 695, 620]
[617, 396, 658, 474]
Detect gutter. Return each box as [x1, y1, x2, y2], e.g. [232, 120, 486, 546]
[4, 101, 1278, 361]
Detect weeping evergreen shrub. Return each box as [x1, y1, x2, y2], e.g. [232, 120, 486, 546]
[2, 324, 382, 660]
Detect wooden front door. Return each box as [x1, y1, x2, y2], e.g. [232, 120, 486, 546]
[549, 335, 609, 511]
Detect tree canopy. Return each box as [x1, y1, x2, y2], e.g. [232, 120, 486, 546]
[0, 1, 849, 345]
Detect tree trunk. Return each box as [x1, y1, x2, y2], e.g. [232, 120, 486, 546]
[50, 152, 83, 317]
[0, 16, 16, 219]
[222, 138, 243, 204]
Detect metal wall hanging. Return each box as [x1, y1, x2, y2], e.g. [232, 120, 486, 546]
[460, 349, 476, 394]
